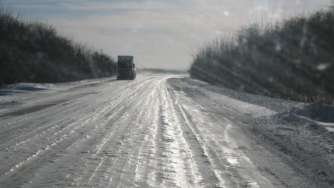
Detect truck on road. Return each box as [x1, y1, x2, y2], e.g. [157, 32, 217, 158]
[116, 56, 136, 80]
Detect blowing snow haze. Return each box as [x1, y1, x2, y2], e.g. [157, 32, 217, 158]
[8, 0, 332, 70]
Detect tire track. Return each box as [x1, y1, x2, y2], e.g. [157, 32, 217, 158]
[0, 77, 155, 187]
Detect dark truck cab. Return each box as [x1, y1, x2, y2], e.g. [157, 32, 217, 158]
[116, 56, 136, 80]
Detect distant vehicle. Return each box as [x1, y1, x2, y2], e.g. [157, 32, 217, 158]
[116, 55, 136, 80]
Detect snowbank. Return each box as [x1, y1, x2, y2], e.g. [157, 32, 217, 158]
[168, 76, 334, 187]
[0, 77, 114, 112]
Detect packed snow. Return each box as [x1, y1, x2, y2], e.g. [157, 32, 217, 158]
[0, 74, 333, 187]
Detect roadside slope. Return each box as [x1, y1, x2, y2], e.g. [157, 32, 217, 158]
[167, 76, 334, 188]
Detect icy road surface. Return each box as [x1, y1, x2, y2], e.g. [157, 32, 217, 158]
[0, 74, 319, 187]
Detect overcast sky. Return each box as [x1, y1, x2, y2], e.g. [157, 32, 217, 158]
[6, 0, 333, 70]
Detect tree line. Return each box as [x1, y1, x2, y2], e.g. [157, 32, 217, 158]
[0, 5, 116, 85]
[190, 8, 334, 104]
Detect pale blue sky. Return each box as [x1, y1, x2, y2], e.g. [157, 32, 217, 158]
[6, 0, 333, 70]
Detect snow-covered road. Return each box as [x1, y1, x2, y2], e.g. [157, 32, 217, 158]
[0, 74, 326, 187]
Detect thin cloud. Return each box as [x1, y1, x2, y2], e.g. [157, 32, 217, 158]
[8, 0, 333, 70]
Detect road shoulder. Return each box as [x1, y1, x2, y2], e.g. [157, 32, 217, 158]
[167, 76, 334, 188]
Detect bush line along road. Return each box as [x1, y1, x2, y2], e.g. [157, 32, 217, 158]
[0, 74, 332, 188]
[190, 10, 334, 104]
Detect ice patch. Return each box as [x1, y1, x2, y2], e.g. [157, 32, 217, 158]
[294, 102, 334, 132]
[295, 102, 334, 123]
[226, 157, 239, 165]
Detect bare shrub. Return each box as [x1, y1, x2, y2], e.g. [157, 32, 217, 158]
[0, 2, 116, 84]
[190, 8, 334, 104]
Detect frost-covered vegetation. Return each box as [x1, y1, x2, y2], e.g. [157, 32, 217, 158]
[0, 4, 116, 85]
[190, 8, 334, 104]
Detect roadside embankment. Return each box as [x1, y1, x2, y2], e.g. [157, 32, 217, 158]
[168, 76, 334, 187]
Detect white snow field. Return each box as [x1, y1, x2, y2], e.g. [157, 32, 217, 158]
[0, 74, 333, 188]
